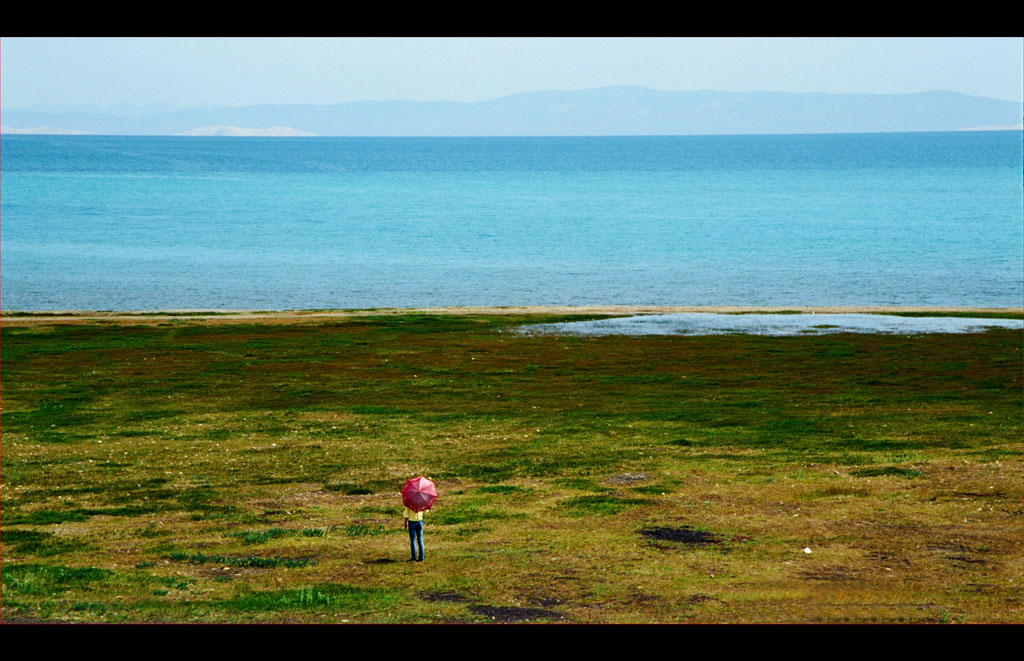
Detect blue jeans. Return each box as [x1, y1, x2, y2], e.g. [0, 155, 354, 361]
[408, 520, 424, 561]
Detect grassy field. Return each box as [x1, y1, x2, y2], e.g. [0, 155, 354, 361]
[1, 312, 1021, 623]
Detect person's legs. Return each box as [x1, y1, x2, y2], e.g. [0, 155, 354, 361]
[408, 521, 418, 561]
[408, 520, 424, 561]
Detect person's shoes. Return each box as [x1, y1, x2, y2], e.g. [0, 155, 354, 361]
[407, 558, 417, 562]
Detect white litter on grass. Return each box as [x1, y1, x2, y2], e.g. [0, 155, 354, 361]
[803, 547, 812, 554]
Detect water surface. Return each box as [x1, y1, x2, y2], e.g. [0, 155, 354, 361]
[2, 132, 1020, 310]
[515, 313, 1024, 337]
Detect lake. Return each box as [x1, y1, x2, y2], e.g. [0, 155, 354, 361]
[2, 131, 1021, 310]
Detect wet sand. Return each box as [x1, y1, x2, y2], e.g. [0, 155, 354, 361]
[1, 305, 1020, 327]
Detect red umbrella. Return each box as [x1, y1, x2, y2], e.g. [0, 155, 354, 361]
[401, 476, 437, 512]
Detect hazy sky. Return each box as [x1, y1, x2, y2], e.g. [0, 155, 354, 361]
[2, 37, 1021, 110]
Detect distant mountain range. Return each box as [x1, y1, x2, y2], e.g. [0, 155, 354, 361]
[2, 87, 1022, 137]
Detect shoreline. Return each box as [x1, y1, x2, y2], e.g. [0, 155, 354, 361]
[2, 305, 1021, 326]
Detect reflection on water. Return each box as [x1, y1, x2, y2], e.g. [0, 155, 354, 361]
[515, 313, 1024, 337]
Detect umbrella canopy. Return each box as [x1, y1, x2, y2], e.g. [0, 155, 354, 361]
[401, 476, 437, 512]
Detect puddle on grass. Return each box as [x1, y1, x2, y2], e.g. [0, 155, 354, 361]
[514, 313, 1023, 337]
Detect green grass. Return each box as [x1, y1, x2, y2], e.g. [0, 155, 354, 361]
[559, 495, 654, 516]
[4, 530, 95, 557]
[216, 584, 400, 613]
[1, 313, 1020, 623]
[226, 528, 292, 544]
[476, 485, 521, 494]
[3, 510, 92, 525]
[431, 505, 512, 525]
[724, 310, 804, 315]
[343, 524, 389, 537]
[167, 553, 315, 568]
[1, 564, 114, 596]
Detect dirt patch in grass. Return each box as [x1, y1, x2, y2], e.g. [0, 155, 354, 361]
[469, 605, 565, 622]
[639, 526, 723, 545]
[419, 590, 472, 603]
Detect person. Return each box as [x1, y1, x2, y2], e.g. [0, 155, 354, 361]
[404, 506, 425, 562]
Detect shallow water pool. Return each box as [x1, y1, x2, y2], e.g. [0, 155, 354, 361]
[515, 313, 1024, 337]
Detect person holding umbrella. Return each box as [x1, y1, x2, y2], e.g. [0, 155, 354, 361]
[402, 476, 436, 562]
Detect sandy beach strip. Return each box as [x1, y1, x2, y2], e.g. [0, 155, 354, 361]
[2, 305, 1021, 327]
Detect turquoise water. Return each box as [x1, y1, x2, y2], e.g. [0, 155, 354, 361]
[1, 132, 1021, 310]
